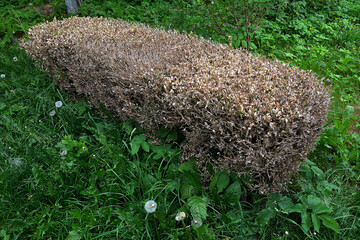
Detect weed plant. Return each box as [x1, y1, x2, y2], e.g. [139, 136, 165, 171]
[1, 0, 360, 239]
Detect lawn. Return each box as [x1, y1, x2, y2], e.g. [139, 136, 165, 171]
[1, 0, 360, 239]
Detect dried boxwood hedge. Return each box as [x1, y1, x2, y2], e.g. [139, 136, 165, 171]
[20, 16, 330, 193]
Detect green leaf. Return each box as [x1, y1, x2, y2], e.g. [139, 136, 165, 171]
[223, 181, 241, 204]
[150, 145, 167, 160]
[313, 203, 332, 215]
[209, 173, 220, 194]
[307, 195, 332, 214]
[132, 135, 146, 144]
[95, 168, 106, 178]
[234, 39, 241, 48]
[181, 182, 197, 199]
[349, 149, 359, 163]
[141, 142, 150, 152]
[156, 128, 168, 139]
[122, 120, 134, 135]
[342, 105, 354, 124]
[0, 230, 10, 240]
[166, 130, 178, 143]
[74, 102, 87, 115]
[65, 230, 82, 240]
[278, 197, 294, 211]
[311, 166, 324, 179]
[217, 171, 230, 193]
[69, 209, 83, 219]
[188, 196, 208, 221]
[288, 203, 307, 213]
[341, 105, 354, 133]
[179, 160, 202, 194]
[143, 174, 156, 190]
[130, 135, 146, 155]
[130, 144, 140, 155]
[307, 195, 321, 209]
[312, 213, 321, 232]
[256, 207, 276, 226]
[242, 40, 248, 49]
[318, 214, 340, 233]
[305, 159, 316, 166]
[301, 212, 311, 233]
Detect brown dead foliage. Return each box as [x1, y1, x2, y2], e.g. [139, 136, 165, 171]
[20, 16, 330, 193]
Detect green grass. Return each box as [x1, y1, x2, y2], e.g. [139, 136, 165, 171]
[1, 0, 360, 239]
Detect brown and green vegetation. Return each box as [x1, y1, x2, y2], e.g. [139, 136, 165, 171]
[1, 0, 359, 239]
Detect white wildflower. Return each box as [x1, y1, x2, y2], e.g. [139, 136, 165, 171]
[49, 110, 56, 116]
[1, 74, 5, 78]
[13, 57, 18, 62]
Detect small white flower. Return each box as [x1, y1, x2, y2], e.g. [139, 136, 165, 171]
[60, 150, 68, 156]
[192, 219, 203, 228]
[285, 231, 289, 235]
[13, 57, 18, 62]
[82, 146, 86, 151]
[144, 200, 157, 213]
[1, 74, 5, 78]
[175, 212, 186, 221]
[49, 110, 56, 116]
[55, 101, 63, 108]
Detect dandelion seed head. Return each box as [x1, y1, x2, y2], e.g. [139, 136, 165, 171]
[55, 101, 63, 108]
[144, 200, 157, 213]
[11, 158, 23, 167]
[285, 231, 289, 235]
[49, 110, 56, 116]
[192, 218, 203, 228]
[175, 212, 186, 221]
[60, 150, 68, 156]
[1, 74, 5, 78]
